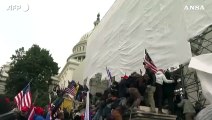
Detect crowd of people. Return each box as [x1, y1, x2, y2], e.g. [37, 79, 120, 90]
[62, 63, 199, 120]
[0, 104, 49, 120]
[0, 62, 207, 120]
[88, 63, 186, 120]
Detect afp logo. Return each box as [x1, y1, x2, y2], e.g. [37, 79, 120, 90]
[6, 4, 29, 12]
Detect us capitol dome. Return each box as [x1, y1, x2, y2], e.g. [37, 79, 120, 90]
[56, 13, 100, 87]
[67, 13, 100, 62]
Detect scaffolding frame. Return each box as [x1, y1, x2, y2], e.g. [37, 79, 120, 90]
[181, 25, 212, 108]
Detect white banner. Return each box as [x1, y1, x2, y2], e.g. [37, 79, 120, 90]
[189, 53, 212, 104]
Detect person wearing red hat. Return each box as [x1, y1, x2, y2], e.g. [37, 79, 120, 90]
[35, 107, 44, 116]
[17, 106, 29, 120]
[34, 107, 45, 120]
[119, 75, 129, 98]
[21, 106, 29, 113]
[121, 75, 129, 80]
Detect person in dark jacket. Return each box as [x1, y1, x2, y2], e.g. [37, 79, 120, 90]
[143, 63, 156, 113]
[118, 76, 128, 98]
[111, 81, 119, 97]
[127, 87, 143, 110]
[163, 70, 177, 114]
[177, 95, 196, 120]
[17, 106, 29, 120]
[137, 74, 147, 97]
[0, 95, 16, 120]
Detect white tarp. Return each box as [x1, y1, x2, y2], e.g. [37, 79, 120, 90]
[189, 53, 212, 104]
[84, 0, 212, 80]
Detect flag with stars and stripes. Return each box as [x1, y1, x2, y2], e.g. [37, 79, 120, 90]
[14, 84, 31, 110]
[144, 49, 158, 73]
[65, 80, 77, 97]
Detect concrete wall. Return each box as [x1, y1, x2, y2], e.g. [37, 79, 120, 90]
[58, 59, 80, 88]
[72, 60, 85, 85]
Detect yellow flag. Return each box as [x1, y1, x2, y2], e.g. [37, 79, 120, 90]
[60, 98, 73, 112]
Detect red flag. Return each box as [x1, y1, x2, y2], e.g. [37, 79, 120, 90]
[14, 84, 32, 110]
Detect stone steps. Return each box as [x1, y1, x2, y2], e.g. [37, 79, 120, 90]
[130, 111, 176, 120]
[139, 106, 169, 113]
[124, 106, 176, 120]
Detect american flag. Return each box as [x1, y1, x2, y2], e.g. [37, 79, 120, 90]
[14, 84, 31, 110]
[65, 81, 76, 96]
[144, 49, 158, 73]
[106, 67, 112, 86]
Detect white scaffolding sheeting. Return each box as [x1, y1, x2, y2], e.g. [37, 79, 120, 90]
[84, 0, 212, 80]
[189, 53, 212, 104]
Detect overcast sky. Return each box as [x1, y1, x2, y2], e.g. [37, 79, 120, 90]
[0, 0, 115, 71]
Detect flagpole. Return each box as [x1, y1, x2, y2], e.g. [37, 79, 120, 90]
[64, 80, 65, 88]
[48, 93, 52, 120]
[27, 87, 37, 119]
[23, 78, 33, 89]
[24, 78, 33, 90]
[25, 73, 33, 85]
[33, 90, 38, 105]
[84, 75, 90, 120]
[29, 79, 33, 84]
[140, 69, 142, 75]
[28, 89, 38, 117]
[106, 66, 112, 87]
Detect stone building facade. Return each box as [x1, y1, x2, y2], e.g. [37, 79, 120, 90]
[88, 73, 109, 95]
[0, 62, 10, 94]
